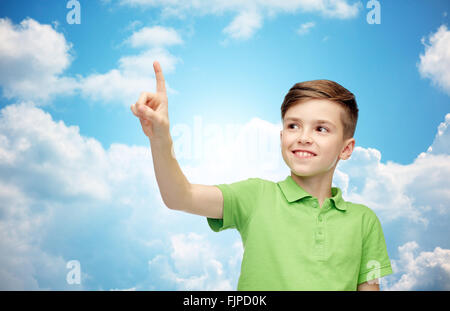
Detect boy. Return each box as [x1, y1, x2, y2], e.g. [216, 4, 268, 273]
[131, 61, 393, 291]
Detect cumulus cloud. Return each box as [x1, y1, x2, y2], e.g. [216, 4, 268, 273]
[79, 47, 180, 105]
[0, 18, 78, 102]
[0, 102, 112, 201]
[418, 24, 450, 95]
[148, 232, 235, 290]
[384, 241, 450, 290]
[118, 0, 361, 40]
[79, 25, 182, 105]
[423, 113, 450, 155]
[336, 149, 450, 225]
[223, 10, 263, 40]
[0, 18, 181, 106]
[127, 26, 183, 48]
[0, 102, 163, 289]
[336, 112, 450, 225]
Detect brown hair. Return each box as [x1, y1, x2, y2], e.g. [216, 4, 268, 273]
[281, 80, 359, 140]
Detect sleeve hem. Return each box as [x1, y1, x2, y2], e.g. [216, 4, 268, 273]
[206, 184, 234, 232]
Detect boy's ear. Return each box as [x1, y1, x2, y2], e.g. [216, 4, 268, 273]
[340, 137, 355, 160]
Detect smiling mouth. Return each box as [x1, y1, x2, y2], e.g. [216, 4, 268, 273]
[292, 151, 317, 159]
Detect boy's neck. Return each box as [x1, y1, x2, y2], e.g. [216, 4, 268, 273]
[290, 171, 333, 209]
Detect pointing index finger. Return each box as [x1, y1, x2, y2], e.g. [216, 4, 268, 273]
[153, 61, 166, 94]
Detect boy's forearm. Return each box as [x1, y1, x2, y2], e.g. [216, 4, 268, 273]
[149, 131, 191, 210]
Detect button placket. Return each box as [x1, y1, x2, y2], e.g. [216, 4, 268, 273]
[314, 202, 327, 260]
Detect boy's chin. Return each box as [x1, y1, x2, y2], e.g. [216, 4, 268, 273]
[290, 168, 317, 177]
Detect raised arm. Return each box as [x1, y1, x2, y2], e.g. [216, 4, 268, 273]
[130, 61, 223, 219]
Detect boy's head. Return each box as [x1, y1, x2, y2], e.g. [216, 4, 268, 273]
[279, 80, 359, 178]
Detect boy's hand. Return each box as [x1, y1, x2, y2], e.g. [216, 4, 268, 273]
[130, 61, 170, 139]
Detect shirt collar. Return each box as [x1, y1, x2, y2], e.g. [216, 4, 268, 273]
[277, 175, 347, 211]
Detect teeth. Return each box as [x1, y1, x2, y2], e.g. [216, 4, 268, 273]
[294, 151, 315, 157]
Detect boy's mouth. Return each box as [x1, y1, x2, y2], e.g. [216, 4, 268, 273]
[292, 150, 317, 159]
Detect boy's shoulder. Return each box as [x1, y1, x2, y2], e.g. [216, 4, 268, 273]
[342, 198, 381, 224]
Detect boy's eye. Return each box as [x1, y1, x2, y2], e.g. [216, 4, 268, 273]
[317, 126, 328, 133]
[288, 123, 298, 129]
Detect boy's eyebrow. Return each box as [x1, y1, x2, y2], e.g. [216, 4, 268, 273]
[284, 117, 337, 127]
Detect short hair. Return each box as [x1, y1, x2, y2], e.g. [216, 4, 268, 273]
[281, 80, 359, 140]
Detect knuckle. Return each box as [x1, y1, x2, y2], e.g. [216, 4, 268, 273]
[139, 92, 148, 101]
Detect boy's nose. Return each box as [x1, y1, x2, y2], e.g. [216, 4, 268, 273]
[297, 132, 313, 144]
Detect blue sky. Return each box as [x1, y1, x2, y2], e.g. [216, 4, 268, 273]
[0, 0, 449, 290]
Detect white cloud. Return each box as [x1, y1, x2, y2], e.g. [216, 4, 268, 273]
[223, 10, 263, 40]
[79, 31, 181, 105]
[384, 241, 450, 290]
[0, 18, 181, 106]
[336, 149, 450, 225]
[0, 172, 87, 290]
[423, 113, 450, 155]
[297, 21, 316, 35]
[336, 113, 450, 225]
[128, 26, 183, 48]
[418, 24, 450, 95]
[118, 0, 361, 40]
[0, 18, 78, 102]
[319, 0, 361, 19]
[0, 102, 111, 201]
[0, 102, 158, 289]
[147, 232, 234, 290]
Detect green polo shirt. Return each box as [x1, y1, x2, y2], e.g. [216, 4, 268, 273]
[206, 175, 393, 291]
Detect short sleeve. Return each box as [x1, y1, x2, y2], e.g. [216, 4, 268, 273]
[357, 210, 393, 285]
[206, 178, 262, 233]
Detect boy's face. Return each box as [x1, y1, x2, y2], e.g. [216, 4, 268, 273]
[280, 99, 355, 178]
